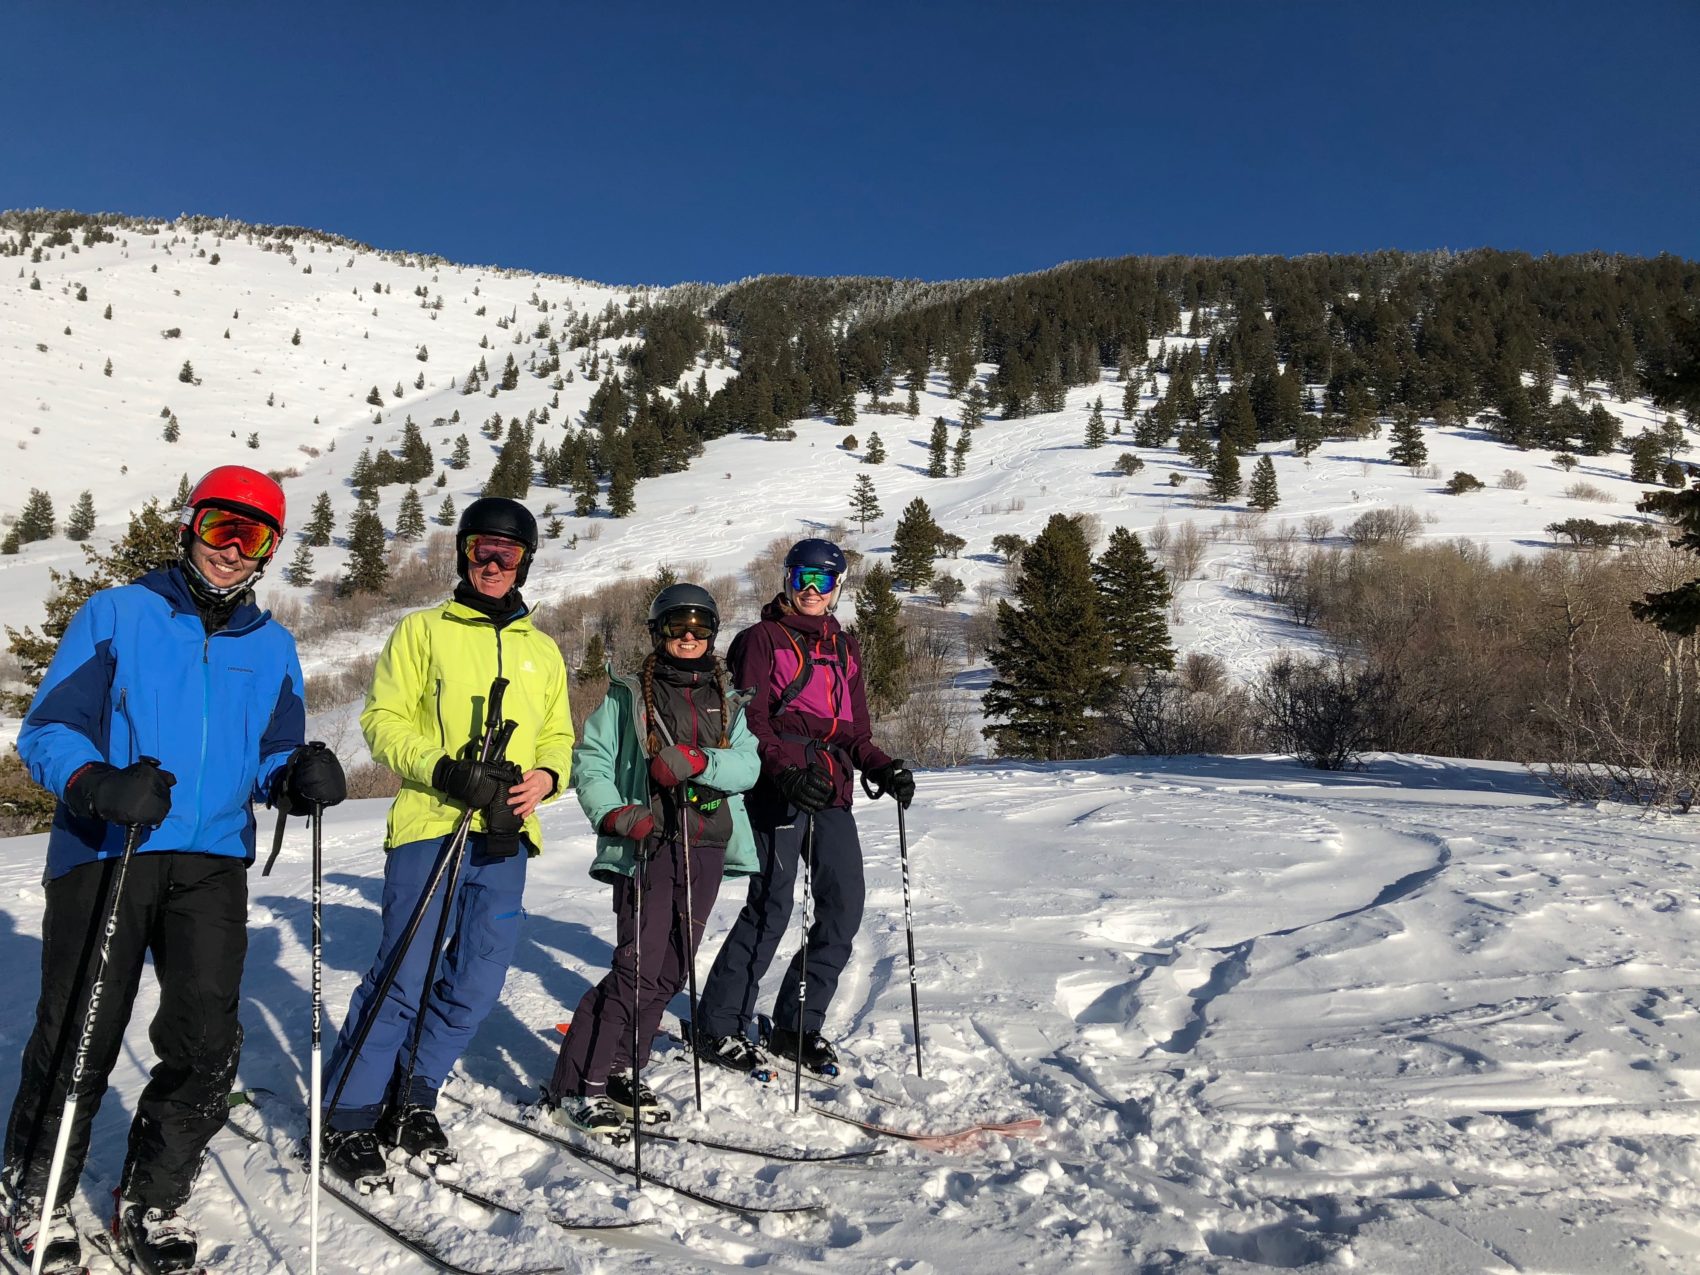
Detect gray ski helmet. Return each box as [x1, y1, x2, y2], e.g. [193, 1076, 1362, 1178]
[647, 582, 720, 645]
[456, 497, 538, 585]
[783, 538, 848, 575]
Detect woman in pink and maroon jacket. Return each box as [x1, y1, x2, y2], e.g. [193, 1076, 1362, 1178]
[693, 538, 914, 1077]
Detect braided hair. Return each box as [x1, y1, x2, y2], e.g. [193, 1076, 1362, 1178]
[641, 651, 733, 758]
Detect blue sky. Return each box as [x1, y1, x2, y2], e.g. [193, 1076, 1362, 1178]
[3, 2, 1695, 284]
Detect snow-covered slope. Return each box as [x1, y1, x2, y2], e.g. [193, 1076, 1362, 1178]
[0, 754, 1690, 1272]
[2, 217, 1687, 713]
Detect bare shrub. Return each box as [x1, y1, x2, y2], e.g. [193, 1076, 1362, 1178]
[1343, 505, 1422, 548]
[1107, 667, 1258, 755]
[1160, 520, 1207, 581]
[1252, 651, 1388, 770]
[1564, 481, 1612, 503]
[344, 762, 403, 801]
[1301, 514, 1333, 543]
[304, 650, 380, 714]
[1497, 469, 1528, 490]
[1145, 517, 1170, 556]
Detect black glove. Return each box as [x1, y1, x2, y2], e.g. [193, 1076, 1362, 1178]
[865, 759, 915, 809]
[433, 755, 513, 809]
[67, 759, 176, 827]
[270, 743, 347, 814]
[481, 763, 525, 859]
[776, 764, 833, 814]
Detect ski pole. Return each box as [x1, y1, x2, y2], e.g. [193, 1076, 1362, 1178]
[32, 760, 160, 1275]
[397, 702, 517, 1114]
[895, 798, 923, 1080]
[309, 800, 323, 1275]
[864, 767, 923, 1080]
[629, 845, 646, 1189]
[678, 795, 703, 1113]
[326, 680, 510, 1123]
[793, 814, 814, 1116]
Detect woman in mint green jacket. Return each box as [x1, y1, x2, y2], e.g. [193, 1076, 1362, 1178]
[545, 584, 759, 1135]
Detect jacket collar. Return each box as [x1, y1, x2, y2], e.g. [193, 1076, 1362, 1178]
[139, 566, 267, 635]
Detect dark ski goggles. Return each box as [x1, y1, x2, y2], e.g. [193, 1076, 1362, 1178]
[657, 608, 717, 641]
[465, 534, 527, 570]
[788, 565, 839, 594]
[191, 506, 277, 560]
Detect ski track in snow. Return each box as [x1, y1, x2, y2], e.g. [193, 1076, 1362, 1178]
[0, 754, 1692, 1271]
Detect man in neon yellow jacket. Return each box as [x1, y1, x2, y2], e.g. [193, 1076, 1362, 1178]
[322, 498, 572, 1187]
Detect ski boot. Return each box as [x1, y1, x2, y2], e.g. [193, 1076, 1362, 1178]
[606, 1071, 670, 1126]
[766, 1027, 841, 1077]
[547, 1093, 631, 1145]
[377, 1103, 459, 1173]
[696, 1030, 772, 1079]
[320, 1127, 392, 1194]
[114, 1202, 196, 1275]
[1, 1180, 82, 1275]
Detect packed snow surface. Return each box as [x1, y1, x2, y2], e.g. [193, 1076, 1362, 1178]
[1, 753, 1693, 1272]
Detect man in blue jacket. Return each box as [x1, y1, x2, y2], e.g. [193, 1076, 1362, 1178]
[1, 467, 345, 1275]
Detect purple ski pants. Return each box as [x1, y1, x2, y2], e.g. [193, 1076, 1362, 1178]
[549, 838, 725, 1098]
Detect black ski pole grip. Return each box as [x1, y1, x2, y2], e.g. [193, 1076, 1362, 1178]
[484, 678, 510, 747]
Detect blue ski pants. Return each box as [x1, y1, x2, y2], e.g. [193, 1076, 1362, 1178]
[324, 834, 526, 1130]
[697, 805, 864, 1040]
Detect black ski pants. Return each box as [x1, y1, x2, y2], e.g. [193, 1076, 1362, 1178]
[3, 853, 247, 1212]
[697, 804, 864, 1041]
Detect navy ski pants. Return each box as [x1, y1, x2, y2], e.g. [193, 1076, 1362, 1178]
[324, 834, 525, 1130]
[697, 805, 864, 1040]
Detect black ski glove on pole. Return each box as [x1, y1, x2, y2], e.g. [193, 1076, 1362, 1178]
[67, 759, 176, 827]
[481, 762, 525, 859]
[864, 759, 916, 809]
[776, 764, 833, 814]
[433, 755, 512, 809]
[271, 742, 348, 813]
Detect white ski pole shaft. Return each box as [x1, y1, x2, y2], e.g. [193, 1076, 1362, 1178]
[34, 817, 146, 1275]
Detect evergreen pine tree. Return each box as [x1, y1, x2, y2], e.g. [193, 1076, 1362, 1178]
[65, 491, 96, 542]
[951, 427, 971, 475]
[1092, 527, 1175, 670]
[578, 632, 607, 682]
[5, 501, 179, 710]
[395, 488, 427, 543]
[1219, 383, 1258, 453]
[956, 383, 987, 433]
[1247, 455, 1280, 511]
[449, 434, 471, 469]
[849, 473, 882, 533]
[1209, 436, 1243, 502]
[607, 435, 637, 517]
[304, 491, 334, 546]
[836, 388, 857, 430]
[179, 360, 196, 384]
[891, 498, 941, 591]
[173, 474, 193, 507]
[983, 513, 1115, 760]
[282, 543, 314, 587]
[864, 432, 886, 465]
[906, 385, 920, 417]
[163, 414, 180, 443]
[1085, 397, 1107, 449]
[1388, 409, 1428, 469]
[437, 494, 457, 526]
[366, 385, 383, 406]
[1, 528, 19, 555]
[17, 490, 54, 543]
[927, 417, 949, 477]
[853, 562, 907, 716]
[1294, 412, 1324, 458]
[1630, 431, 1663, 483]
[341, 500, 388, 595]
[501, 354, 519, 391]
[1121, 378, 1139, 420]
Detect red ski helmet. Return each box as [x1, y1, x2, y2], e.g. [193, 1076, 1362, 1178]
[182, 466, 287, 540]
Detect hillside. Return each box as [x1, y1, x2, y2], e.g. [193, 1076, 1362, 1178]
[2, 213, 1695, 751]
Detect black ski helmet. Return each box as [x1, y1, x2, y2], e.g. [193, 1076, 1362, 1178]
[456, 497, 539, 585]
[783, 538, 848, 576]
[647, 582, 720, 646]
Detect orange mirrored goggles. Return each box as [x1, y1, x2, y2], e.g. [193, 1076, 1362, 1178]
[657, 611, 717, 641]
[191, 506, 277, 560]
[465, 534, 528, 570]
